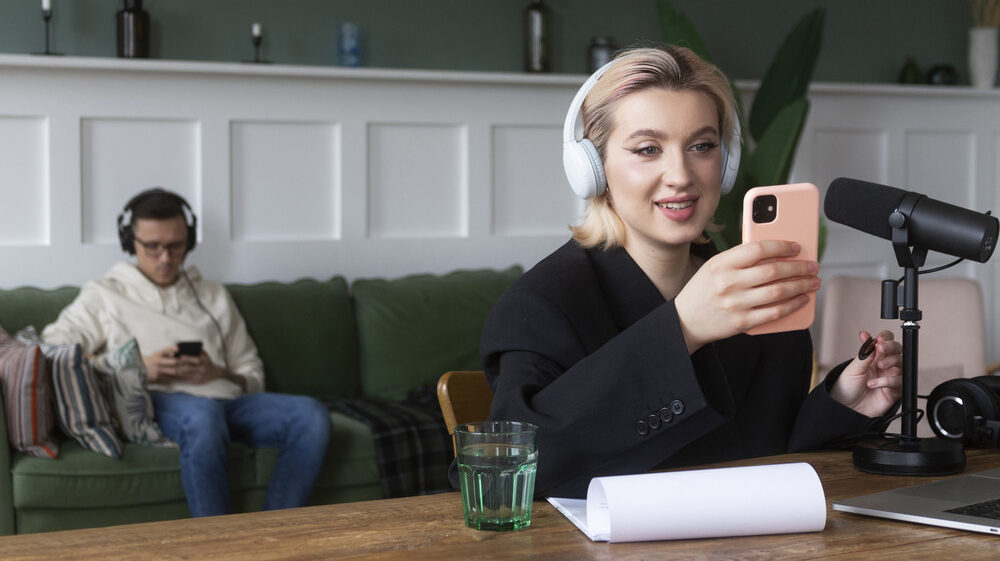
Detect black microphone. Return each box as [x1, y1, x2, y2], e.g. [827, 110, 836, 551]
[825, 177, 999, 263]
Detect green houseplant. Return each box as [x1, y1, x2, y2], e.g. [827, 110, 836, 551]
[656, 2, 826, 257]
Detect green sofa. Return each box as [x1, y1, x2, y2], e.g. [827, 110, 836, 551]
[0, 265, 521, 535]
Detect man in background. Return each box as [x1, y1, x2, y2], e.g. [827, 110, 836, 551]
[43, 188, 331, 517]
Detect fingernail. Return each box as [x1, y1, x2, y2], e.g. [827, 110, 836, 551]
[867, 379, 878, 388]
[858, 336, 876, 360]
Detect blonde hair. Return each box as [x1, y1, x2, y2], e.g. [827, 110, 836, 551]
[570, 45, 738, 249]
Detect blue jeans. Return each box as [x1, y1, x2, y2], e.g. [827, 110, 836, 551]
[152, 391, 331, 517]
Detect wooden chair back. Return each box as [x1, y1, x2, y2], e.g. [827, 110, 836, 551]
[437, 370, 493, 454]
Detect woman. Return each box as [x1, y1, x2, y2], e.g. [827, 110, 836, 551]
[482, 46, 901, 498]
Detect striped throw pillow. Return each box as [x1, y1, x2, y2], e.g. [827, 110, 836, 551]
[0, 327, 58, 459]
[18, 328, 122, 459]
[48, 344, 123, 459]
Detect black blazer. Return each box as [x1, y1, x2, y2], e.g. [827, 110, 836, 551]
[481, 240, 875, 498]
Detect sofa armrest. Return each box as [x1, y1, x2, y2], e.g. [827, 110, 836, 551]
[0, 395, 16, 535]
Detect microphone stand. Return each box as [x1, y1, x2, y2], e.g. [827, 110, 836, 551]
[852, 193, 966, 475]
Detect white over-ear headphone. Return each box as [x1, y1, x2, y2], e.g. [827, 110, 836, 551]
[562, 60, 743, 199]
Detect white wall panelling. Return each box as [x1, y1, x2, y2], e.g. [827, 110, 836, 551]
[367, 123, 466, 239]
[492, 125, 583, 237]
[231, 120, 341, 241]
[0, 56, 999, 362]
[81, 118, 201, 245]
[0, 116, 48, 245]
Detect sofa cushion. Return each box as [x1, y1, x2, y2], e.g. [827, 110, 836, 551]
[94, 338, 171, 446]
[0, 328, 58, 459]
[10, 410, 380, 516]
[16, 329, 122, 460]
[353, 266, 521, 400]
[0, 286, 79, 335]
[11, 440, 188, 510]
[227, 277, 359, 398]
[256, 410, 379, 492]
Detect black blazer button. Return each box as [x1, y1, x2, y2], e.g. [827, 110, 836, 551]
[658, 407, 673, 423]
[646, 414, 661, 430]
[670, 399, 685, 415]
[636, 420, 650, 436]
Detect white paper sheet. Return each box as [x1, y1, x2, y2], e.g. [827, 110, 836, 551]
[547, 462, 826, 543]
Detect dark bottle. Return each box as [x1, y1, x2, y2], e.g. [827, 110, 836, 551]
[588, 37, 615, 72]
[117, 0, 150, 58]
[525, 0, 550, 72]
[897, 57, 921, 84]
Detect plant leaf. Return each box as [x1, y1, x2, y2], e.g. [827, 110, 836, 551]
[711, 98, 809, 252]
[707, 229, 730, 252]
[749, 98, 827, 259]
[656, 0, 713, 62]
[747, 7, 824, 142]
[745, 98, 810, 188]
[710, 190, 742, 251]
[818, 216, 827, 262]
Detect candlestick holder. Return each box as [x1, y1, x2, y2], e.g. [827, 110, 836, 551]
[244, 34, 271, 64]
[33, 9, 63, 56]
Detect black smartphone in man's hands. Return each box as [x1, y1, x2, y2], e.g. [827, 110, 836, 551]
[175, 341, 203, 357]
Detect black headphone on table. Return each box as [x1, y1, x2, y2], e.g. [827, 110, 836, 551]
[926, 375, 1000, 448]
[116, 188, 198, 255]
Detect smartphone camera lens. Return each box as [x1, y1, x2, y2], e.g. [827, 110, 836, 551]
[752, 195, 778, 224]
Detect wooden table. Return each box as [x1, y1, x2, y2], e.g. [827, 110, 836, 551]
[2, 449, 998, 560]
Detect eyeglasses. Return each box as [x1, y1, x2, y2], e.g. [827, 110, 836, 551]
[134, 237, 187, 257]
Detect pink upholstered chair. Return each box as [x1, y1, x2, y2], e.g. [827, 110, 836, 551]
[817, 276, 998, 437]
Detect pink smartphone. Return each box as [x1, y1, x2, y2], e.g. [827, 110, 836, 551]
[740, 183, 819, 335]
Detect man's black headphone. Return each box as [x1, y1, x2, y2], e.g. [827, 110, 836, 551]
[116, 188, 198, 255]
[926, 375, 1000, 448]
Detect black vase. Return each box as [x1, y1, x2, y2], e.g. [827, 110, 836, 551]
[117, 0, 150, 58]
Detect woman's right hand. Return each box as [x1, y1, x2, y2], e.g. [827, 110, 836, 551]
[674, 240, 820, 353]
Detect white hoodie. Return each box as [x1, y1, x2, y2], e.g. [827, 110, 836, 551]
[42, 262, 264, 399]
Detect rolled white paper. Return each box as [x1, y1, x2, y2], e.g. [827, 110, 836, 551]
[583, 462, 827, 542]
[252, 23, 261, 37]
[42, 0, 51, 11]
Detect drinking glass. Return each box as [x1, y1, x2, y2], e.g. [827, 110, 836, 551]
[455, 421, 539, 531]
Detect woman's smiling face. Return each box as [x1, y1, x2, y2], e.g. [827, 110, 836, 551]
[602, 87, 723, 255]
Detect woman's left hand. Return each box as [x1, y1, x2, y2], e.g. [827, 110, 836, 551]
[829, 330, 903, 418]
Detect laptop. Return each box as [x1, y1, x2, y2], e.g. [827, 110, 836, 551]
[833, 467, 1000, 535]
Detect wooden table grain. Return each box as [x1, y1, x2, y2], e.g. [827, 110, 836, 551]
[2, 449, 998, 560]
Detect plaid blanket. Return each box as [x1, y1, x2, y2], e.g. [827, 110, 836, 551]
[323, 396, 454, 498]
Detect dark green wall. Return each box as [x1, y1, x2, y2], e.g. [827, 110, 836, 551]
[0, 1, 979, 83]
